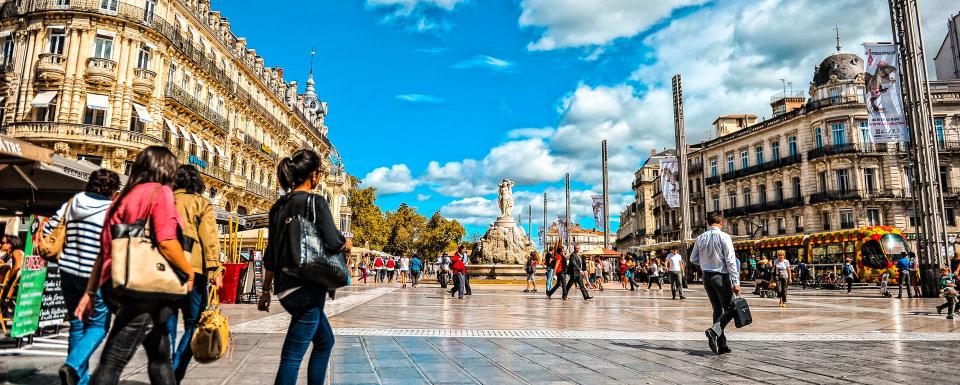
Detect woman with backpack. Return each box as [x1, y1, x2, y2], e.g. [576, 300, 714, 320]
[40, 169, 120, 385]
[524, 251, 538, 293]
[77, 146, 194, 385]
[258, 149, 350, 385]
[167, 165, 223, 383]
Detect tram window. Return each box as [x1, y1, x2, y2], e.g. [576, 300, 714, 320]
[880, 234, 909, 256]
[812, 244, 844, 265]
[861, 240, 888, 269]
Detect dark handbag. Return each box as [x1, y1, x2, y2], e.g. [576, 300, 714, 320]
[281, 194, 349, 289]
[732, 294, 752, 328]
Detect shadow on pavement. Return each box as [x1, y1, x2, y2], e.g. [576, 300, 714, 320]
[612, 341, 713, 357]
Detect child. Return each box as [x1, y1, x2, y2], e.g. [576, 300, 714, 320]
[937, 268, 958, 319]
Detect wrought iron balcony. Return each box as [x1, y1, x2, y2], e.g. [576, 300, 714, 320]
[246, 180, 278, 200]
[164, 84, 228, 133]
[35, 53, 66, 83]
[5, 121, 163, 150]
[807, 143, 864, 160]
[132, 68, 157, 96]
[84, 57, 117, 87]
[809, 189, 863, 204]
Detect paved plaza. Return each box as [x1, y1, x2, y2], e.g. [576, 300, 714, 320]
[3, 282, 959, 384]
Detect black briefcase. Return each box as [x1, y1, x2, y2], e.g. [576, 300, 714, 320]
[732, 295, 752, 328]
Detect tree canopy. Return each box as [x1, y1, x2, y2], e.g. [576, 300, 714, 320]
[349, 185, 465, 256]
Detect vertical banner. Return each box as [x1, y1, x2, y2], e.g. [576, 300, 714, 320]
[537, 225, 544, 249]
[556, 216, 566, 246]
[591, 195, 605, 229]
[12, 216, 48, 338]
[659, 156, 681, 208]
[863, 43, 907, 143]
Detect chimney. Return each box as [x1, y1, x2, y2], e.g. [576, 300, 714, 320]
[651, 148, 657, 157]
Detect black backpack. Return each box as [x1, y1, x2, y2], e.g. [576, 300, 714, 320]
[524, 260, 535, 274]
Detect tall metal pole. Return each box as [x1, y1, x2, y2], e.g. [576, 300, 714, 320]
[543, 192, 548, 254]
[672, 74, 692, 254]
[565, 173, 571, 249]
[528, 204, 533, 244]
[889, 0, 948, 297]
[602, 140, 610, 250]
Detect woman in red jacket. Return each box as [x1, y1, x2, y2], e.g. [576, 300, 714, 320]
[450, 254, 466, 299]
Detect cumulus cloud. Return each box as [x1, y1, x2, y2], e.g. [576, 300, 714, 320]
[365, 0, 468, 33]
[416, 193, 432, 201]
[451, 55, 514, 71]
[507, 127, 554, 139]
[440, 197, 499, 225]
[519, 0, 704, 51]
[395, 93, 445, 104]
[361, 164, 418, 194]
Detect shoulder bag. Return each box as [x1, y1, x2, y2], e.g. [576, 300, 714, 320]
[192, 268, 230, 363]
[111, 188, 190, 299]
[281, 194, 350, 289]
[732, 294, 752, 328]
[37, 198, 74, 261]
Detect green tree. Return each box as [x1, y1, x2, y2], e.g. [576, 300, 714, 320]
[416, 211, 466, 258]
[384, 203, 427, 255]
[348, 187, 388, 249]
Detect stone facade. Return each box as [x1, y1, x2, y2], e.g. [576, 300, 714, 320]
[547, 223, 614, 253]
[0, 0, 351, 226]
[616, 149, 672, 252]
[616, 48, 960, 248]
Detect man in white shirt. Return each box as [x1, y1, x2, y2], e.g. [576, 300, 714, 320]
[667, 248, 685, 300]
[690, 213, 740, 355]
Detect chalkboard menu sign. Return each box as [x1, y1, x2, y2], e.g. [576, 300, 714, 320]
[252, 250, 263, 295]
[39, 261, 66, 328]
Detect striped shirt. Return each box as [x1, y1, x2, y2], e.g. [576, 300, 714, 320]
[43, 192, 112, 278]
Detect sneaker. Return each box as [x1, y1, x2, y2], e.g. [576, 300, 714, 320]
[59, 365, 78, 385]
[718, 346, 732, 355]
[680, 296, 686, 300]
[705, 328, 719, 354]
[938, 305, 945, 315]
[523, 289, 530, 293]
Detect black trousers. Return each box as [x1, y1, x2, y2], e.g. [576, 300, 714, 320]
[547, 273, 568, 297]
[91, 298, 176, 385]
[563, 273, 590, 300]
[648, 275, 662, 290]
[669, 271, 684, 298]
[777, 276, 788, 302]
[703, 272, 735, 348]
[464, 274, 472, 295]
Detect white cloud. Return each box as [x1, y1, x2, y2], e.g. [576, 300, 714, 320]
[395, 93, 445, 104]
[451, 55, 514, 71]
[416, 193, 432, 201]
[440, 197, 499, 225]
[507, 127, 554, 139]
[415, 47, 448, 54]
[365, 0, 468, 33]
[519, 0, 704, 51]
[361, 164, 418, 194]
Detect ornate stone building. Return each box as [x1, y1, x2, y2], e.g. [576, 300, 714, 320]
[0, 0, 352, 227]
[616, 148, 673, 252]
[617, 46, 960, 248]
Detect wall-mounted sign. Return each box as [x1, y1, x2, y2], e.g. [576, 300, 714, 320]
[260, 144, 271, 154]
[189, 154, 207, 169]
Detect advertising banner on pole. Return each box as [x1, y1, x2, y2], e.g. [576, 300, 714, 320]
[12, 216, 49, 338]
[659, 157, 680, 208]
[863, 43, 907, 143]
[591, 195, 604, 229]
[557, 216, 566, 246]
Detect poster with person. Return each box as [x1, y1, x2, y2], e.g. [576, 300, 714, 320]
[659, 157, 680, 208]
[863, 42, 907, 143]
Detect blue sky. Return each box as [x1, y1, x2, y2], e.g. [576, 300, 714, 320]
[216, 0, 953, 238]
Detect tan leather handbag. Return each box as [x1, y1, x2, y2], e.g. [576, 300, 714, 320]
[191, 272, 230, 363]
[37, 198, 73, 261]
[110, 189, 189, 299]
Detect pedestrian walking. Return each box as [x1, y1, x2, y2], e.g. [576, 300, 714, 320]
[879, 266, 892, 297]
[690, 213, 740, 355]
[546, 247, 568, 299]
[410, 255, 422, 287]
[450, 252, 467, 299]
[39, 169, 120, 385]
[647, 260, 662, 291]
[896, 252, 913, 299]
[594, 258, 604, 291]
[910, 253, 923, 298]
[372, 255, 384, 283]
[167, 165, 223, 384]
[438, 253, 451, 288]
[798, 259, 809, 289]
[258, 149, 351, 385]
[667, 249, 685, 300]
[619, 257, 629, 290]
[544, 251, 555, 292]
[358, 260, 368, 284]
[586, 255, 597, 289]
[524, 251, 538, 293]
[399, 255, 410, 288]
[562, 245, 592, 300]
[937, 267, 958, 319]
[386, 257, 396, 282]
[454, 245, 472, 295]
[774, 250, 791, 307]
[842, 258, 857, 294]
[77, 146, 194, 385]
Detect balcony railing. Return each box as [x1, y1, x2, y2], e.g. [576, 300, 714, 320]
[84, 57, 117, 86]
[807, 143, 877, 160]
[704, 154, 803, 186]
[809, 189, 863, 204]
[132, 67, 157, 95]
[246, 180, 278, 201]
[35, 53, 66, 82]
[806, 95, 865, 111]
[5, 121, 163, 149]
[164, 84, 228, 133]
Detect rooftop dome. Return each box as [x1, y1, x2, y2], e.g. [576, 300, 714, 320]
[811, 52, 863, 85]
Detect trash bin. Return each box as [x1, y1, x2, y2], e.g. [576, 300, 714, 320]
[219, 262, 247, 304]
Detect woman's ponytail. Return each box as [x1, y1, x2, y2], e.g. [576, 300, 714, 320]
[276, 149, 322, 191]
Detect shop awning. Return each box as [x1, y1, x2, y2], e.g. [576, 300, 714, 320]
[164, 119, 179, 138]
[177, 125, 190, 140]
[86, 94, 110, 110]
[30, 91, 58, 107]
[132, 103, 154, 123]
[202, 139, 214, 152]
[214, 145, 226, 158]
[189, 132, 201, 145]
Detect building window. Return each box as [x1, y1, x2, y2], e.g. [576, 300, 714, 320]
[774, 181, 784, 202]
[99, 0, 118, 12]
[761, 218, 769, 236]
[758, 184, 767, 205]
[859, 121, 871, 146]
[83, 108, 106, 126]
[936, 118, 945, 145]
[728, 190, 737, 208]
[771, 141, 780, 160]
[743, 188, 752, 206]
[48, 28, 66, 55]
[947, 208, 957, 227]
[195, 82, 202, 99]
[740, 150, 748, 169]
[792, 177, 801, 199]
[836, 169, 850, 192]
[794, 215, 803, 232]
[129, 106, 146, 133]
[2, 37, 14, 66]
[726, 154, 735, 172]
[867, 208, 881, 226]
[731, 223, 739, 236]
[93, 34, 113, 59]
[144, 0, 156, 20]
[788, 135, 798, 156]
[182, 72, 191, 90]
[818, 172, 827, 193]
[33, 97, 57, 122]
[755, 145, 764, 165]
[822, 211, 831, 230]
[831, 122, 846, 146]
[712, 195, 720, 212]
[777, 217, 786, 235]
[864, 169, 876, 193]
[137, 45, 151, 69]
[815, 127, 823, 149]
[941, 166, 950, 189]
[839, 209, 854, 229]
[830, 87, 841, 104]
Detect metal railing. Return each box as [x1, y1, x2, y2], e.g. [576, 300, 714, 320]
[164, 84, 228, 133]
[809, 189, 863, 204]
[5, 121, 163, 148]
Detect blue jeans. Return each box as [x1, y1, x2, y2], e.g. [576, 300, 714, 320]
[61, 273, 111, 385]
[276, 288, 335, 385]
[167, 274, 208, 383]
[546, 268, 555, 290]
